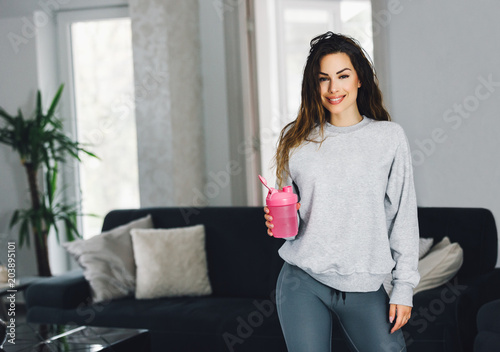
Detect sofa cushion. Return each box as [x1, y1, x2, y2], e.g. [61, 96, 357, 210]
[131, 225, 212, 299]
[63, 214, 153, 302]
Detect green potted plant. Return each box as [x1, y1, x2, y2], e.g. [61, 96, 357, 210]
[0, 84, 96, 277]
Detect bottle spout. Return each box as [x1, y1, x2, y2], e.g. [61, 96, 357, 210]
[259, 175, 280, 198]
[258, 175, 272, 192]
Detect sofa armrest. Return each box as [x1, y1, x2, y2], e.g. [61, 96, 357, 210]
[456, 268, 500, 351]
[26, 269, 92, 310]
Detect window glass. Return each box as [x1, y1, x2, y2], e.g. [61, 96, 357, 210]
[71, 18, 140, 238]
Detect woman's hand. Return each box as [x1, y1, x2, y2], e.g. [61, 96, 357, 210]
[264, 203, 301, 236]
[389, 304, 412, 334]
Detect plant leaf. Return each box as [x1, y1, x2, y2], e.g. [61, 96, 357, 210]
[19, 217, 30, 247]
[46, 84, 64, 120]
[36, 90, 42, 123]
[9, 210, 20, 228]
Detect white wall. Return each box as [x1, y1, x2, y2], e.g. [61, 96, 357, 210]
[0, 16, 40, 276]
[198, 0, 233, 206]
[372, 0, 500, 267]
[129, 0, 206, 208]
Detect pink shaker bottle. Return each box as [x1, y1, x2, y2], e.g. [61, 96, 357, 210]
[259, 175, 298, 238]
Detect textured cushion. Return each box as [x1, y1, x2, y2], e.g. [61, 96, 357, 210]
[131, 225, 212, 299]
[414, 236, 463, 294]
[63, 214, 153, 302]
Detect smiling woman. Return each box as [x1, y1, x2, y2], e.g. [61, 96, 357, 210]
[263, 31, 419, 352]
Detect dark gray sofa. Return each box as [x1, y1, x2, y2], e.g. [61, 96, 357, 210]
[25, 206, 500, 352]
[474, 298, 500, 351]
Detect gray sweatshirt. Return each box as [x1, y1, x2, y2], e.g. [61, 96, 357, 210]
[276, 115, 420, 307]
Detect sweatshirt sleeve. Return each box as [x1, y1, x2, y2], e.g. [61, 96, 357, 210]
[385, 126, 420, 307]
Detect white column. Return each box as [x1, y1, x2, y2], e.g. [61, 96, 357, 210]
[129, 0, 205, 207]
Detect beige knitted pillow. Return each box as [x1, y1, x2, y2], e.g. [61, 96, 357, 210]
[131, 225, 212, 299]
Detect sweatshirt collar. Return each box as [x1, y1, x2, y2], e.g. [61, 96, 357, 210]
[324, 115, 371, 134]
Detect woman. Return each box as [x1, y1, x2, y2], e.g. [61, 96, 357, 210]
[263, 31, 420, 352]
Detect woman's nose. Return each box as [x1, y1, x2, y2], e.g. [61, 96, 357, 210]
[329, 81, 339, 93]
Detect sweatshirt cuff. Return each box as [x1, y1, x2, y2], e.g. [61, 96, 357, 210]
[389, 283, 414, 307]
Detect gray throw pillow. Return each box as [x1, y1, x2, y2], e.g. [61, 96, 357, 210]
[131, 225, 212, 299]
[64, 214, 153, 302]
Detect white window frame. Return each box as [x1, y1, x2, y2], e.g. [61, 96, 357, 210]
[55, 6, 131, 266]
[275, 0, 341, 125]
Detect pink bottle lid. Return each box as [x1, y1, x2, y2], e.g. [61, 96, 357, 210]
[259, 175, 298, 207]
[266, 186, 298, 207]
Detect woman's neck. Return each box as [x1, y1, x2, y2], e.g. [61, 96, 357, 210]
[328, 111, 364, 127]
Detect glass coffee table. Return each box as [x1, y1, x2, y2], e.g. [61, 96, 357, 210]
[2, 323, 150, 352]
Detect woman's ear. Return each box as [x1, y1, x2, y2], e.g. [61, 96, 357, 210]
[358, 82, 362, 88]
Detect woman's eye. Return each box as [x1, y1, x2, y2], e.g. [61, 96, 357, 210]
[339, 75, 350, 79]
[319, 77, 329, 82]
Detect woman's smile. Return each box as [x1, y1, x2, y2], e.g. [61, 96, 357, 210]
[326, 95, 346, 105]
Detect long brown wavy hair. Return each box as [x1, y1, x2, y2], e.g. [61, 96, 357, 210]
[273, 31, 391, 189]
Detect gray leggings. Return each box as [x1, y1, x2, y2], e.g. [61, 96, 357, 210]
[276, 262, 407, 352]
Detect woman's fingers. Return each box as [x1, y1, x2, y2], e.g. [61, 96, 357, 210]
[390, 304, 412, 334]
[263, 206, 274, 236]
[388, 304, 396, 324]
[263, 207, 273, 222]
[296, 202, 301, 210]
[390, 315, 404, 334]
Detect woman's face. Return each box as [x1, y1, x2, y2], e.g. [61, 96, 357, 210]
[318, 52, 362, 122]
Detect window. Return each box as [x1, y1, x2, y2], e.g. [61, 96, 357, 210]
[254, 0, 373, 197]
[58, 8, 140, 238]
